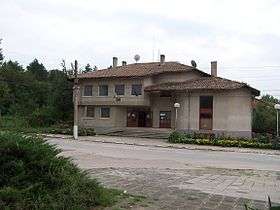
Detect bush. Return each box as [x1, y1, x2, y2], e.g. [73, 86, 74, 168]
[28, 106, 57, 127]
[0, 132, 117, 209]
[168, 131, 279, 150]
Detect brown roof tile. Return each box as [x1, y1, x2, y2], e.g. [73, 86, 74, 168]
[144, 77, 260, 96]
[77, 62, 208, 79]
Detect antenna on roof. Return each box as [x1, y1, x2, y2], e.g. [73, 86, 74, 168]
[134, 54, 140, 63]
[191, 60, 197, 68]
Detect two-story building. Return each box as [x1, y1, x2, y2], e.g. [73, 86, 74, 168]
[76, 55, 260, 138]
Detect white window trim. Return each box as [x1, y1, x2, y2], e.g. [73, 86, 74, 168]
[100, 107, 110, 119]
[98, 85, 109, 97]
[83, 85, 93, 97]
[131, 84, 142, 96]
[85, 106, 95, 118]
[115, 84, 125, 96]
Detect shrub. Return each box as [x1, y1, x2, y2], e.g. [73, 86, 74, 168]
[168, 131, 279, 150]
[0, 132, 117, 209]
[28, 106, 57, 127]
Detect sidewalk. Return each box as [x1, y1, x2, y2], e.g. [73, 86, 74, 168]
[43, 134, 280, 156]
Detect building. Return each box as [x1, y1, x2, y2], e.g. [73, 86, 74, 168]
[76, 55, 260, 138]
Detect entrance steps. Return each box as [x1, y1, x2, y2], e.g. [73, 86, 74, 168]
[97, 128, 171, 139]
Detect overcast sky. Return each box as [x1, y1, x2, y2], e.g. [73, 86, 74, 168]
[1, 0, 280, 97]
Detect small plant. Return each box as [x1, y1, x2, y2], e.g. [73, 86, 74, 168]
[168, 131, 278, 150]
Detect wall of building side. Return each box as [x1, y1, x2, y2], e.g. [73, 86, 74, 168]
[152, 71, 201, 84]
[78, 105, 126, 132]
[150, 94, 174, 128]
[175, 89, 253, 137]
[79, 77, 152, 106]
[212, 89, 252, 137]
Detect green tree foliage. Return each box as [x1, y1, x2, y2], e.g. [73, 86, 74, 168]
[0, 132, 119, 209]
[252, 94, 279, 134]
[83, 63, 97, 73]
[26, 58, 48, 80]
[0, 39, 3, 65]
[0, 57, 73, 126]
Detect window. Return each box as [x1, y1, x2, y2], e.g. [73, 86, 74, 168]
[84, 85, 92, 96]
[115, 84, 125, 95]
[100, 107, 110, 118]
[86, 106, 95, 117]
[131, 84, 142, 96]
[200, 96, 213, 109]
[99, 85, 108, 96]
[199, 96, 213, 130]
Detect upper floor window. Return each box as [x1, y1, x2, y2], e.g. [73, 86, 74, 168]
[100, 107, 110, 118]
[131, 84, 142, 96]
[86, 106, 95, 118]
[115, 84, 125, 95]
[99, 85, 108, 96]
[84, 85, 92, 96]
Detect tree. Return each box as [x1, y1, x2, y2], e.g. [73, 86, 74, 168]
[26, 59, 48, 80]
[84, 63, 92, 73]
[0, 39, 3, 65]
[252, 94, 279, 134]
[83, 63, 97, 73]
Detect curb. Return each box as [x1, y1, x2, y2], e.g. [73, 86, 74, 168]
[43, 134, 280, 156]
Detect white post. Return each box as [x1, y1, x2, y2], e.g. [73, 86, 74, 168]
[73, 60, 79, 140]
[277, 110, 279, 137]
[275, 104, 280, 137]
[175, 108, 178, 130]
[174, 102, 180, 131]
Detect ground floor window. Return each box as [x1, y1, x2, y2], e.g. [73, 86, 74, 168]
[86, 106, 95, 117]
[100, 107, 110, 118]
[199, 96, 213, 130]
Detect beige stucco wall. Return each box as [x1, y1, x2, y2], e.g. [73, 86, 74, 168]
[78, 106, 126, 131]
[79, 77, 152, 106]
[174, 89, 252, 137]
[77, 73, 253, 137]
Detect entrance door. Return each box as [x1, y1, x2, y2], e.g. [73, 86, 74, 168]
[138, 111, 146, 127]
[127, 109, 152, 127]
[199, 96, 213, 130]
[159, 111, 171, 128]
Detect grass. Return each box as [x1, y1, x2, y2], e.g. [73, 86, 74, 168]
[0, 131, 128, 209]
[0, 115, 96, 136]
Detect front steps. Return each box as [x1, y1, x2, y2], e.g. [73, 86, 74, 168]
[96, 128, 171, 139]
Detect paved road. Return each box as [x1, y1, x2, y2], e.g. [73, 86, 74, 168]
[48, 137, 280, 171]
[47, 137, 280, 209]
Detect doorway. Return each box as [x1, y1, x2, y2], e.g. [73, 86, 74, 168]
[159, 111, 171, 128]
[127, 109, 152, 127]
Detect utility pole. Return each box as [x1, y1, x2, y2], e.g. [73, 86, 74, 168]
[275, 104, 280, 137]
[73, 60, 79, 140]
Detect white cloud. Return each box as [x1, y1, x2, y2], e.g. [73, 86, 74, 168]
[0, 0, 280, 96]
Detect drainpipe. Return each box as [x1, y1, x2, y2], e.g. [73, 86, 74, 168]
[187, 91, 191, 132]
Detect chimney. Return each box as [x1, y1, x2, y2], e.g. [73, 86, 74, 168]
[113, 57, 118, 68]
[211, 61, 217, 77]
[122, 61, 127, 66]
[160, 54, 165, 64]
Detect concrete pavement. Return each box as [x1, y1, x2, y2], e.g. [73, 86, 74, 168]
[46, 135, 280, 209]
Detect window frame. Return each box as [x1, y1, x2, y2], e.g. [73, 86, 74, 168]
[86, 105, 95, 118]
[131, 84, 142, 96]
[115, 84, 125, 96]
[100, 107, 110, 119]
[98, 85, 109, 96]
[83, 85, 93, 97]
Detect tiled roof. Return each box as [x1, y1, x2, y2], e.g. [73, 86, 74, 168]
[144, 77, 260, 96]
[77, 62, 208, 79]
